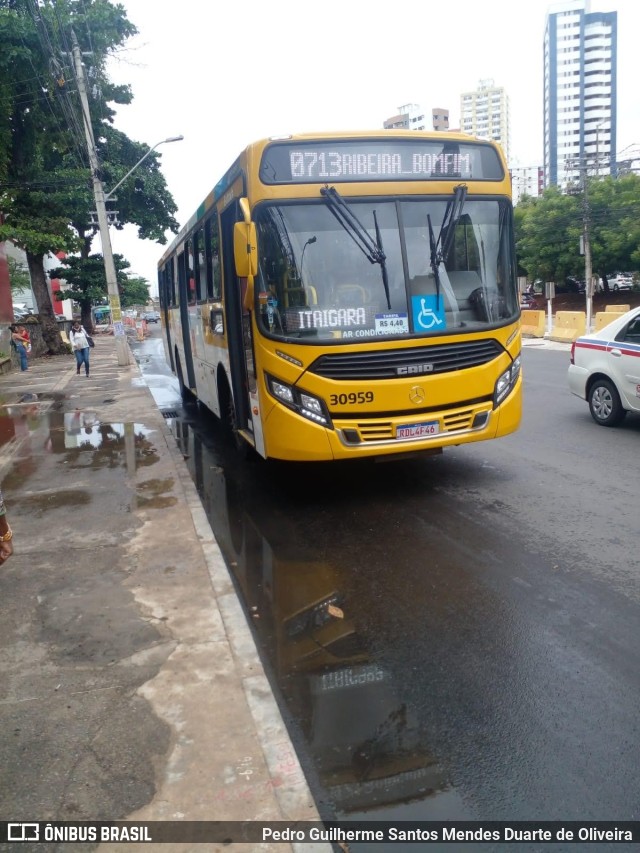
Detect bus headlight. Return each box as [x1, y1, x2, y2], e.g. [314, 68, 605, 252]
[494, 354, 521, 406]
[269, 377, 294, 405]
[266, 374, 333, 428]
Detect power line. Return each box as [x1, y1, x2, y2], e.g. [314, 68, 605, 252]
[23, 0, 88, 172]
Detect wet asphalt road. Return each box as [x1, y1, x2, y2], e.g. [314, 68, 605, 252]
[134, 330, 640, 848]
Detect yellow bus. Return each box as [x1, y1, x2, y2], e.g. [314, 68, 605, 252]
[158, 130, 521, 462]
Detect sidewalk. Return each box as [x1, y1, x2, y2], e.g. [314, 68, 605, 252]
[521, 336, 572, 351]
[0, 335, 324, 851]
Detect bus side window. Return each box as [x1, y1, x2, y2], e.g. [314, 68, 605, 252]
[170, 255, 178, 306]
[186, 238, 196, 305]
[177, 251, 186, 303]
[158, 267, 165, 309]
[205, 215, 222, 300]
[194, 228, 205, 302]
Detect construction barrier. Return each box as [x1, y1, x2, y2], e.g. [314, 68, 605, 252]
[594, 311, 625, 331]
[520, 309, 546, 338]
[604, 304, 630, 314]
[548, 311, 586, 343]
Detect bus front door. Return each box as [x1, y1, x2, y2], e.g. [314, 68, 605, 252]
[177, 250, 197, 392]
[221, 203, 256, 436]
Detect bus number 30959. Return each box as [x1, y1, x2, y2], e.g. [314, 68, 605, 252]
[329, 392, 374, 406]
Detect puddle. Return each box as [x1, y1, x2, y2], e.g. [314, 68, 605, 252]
[12, 488, 91, 515]
[0, 392, 69, 450]
[0, 404, 162, 474]
[135, 477, 177, 509]
[59, 423, 160, 471]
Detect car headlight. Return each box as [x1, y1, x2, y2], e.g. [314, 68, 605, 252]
[494, 354, 521, 406]
[266, 374, 333, 427]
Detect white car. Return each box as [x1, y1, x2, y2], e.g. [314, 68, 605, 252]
[612, 274, 634, 292]
[568, 306, 640, 426]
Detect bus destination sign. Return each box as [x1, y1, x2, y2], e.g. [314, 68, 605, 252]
[261, 140, 504, 184]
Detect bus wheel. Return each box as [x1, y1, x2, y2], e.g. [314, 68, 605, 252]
[218, 373, 248, 456]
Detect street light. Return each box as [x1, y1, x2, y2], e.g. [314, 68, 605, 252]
[299, 235, 317, 281]
[99, 134, 183, 365]
[71, 30, 183, 367]
[105, 135, 184, 201]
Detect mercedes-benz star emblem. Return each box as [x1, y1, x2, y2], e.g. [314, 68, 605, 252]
[409, 386, 425, 404]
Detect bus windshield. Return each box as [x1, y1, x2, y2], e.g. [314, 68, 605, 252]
[254, 196, 517, 343]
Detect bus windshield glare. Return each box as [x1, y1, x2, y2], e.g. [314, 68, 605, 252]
[254, 195, 517, 343]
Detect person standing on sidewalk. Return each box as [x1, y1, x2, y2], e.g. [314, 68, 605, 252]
[9, 324, 29, 371]
[70, 320, 91, 377]
[18, 324, 32, 354]
[0, 487, 14, 564]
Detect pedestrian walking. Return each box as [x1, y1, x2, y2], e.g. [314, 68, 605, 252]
[0, 487, 14, 565]
[9, 324, 29, 371]
[69, 320, 91, 377]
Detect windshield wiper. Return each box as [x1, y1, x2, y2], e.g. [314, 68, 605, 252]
[428, 184, 468, 307]
[320, 185, 391, 309]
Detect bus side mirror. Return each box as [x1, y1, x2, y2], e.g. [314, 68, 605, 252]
[233, 222, 258, 278]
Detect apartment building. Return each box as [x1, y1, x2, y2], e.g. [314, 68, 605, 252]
[459, 80, 510, 162]
[510, 165, 545, 204]
[543, 0, 617, 188]
[382, 105, 451, 132]
[383, 104, 427, 131]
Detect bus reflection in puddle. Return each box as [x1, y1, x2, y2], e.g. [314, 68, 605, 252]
[172, 418, 454, 824]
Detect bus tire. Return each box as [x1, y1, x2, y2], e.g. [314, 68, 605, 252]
[218, 371, 249, 456]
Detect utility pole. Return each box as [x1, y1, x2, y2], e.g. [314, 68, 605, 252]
[71, 30, 130, 366]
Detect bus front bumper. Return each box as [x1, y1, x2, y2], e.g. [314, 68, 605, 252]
[262, 378, 522, 462]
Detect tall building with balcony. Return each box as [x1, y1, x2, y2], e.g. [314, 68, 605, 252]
[459, 80, 510, 162]
[544, 0, 617, 188]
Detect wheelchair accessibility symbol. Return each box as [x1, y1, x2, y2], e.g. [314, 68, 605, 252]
[412, 296, 445, 331]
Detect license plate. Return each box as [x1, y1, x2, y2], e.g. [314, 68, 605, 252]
[396, 421, 439, 439]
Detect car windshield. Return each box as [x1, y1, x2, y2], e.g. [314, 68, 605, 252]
[253, 197, 517, 342]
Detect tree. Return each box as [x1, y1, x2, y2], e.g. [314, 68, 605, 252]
[49, 252, 150, 327]
[120, 274, 150, 308]
[0, 0, 178, 352]
[0, 207, 80, 347]
[513, 193, 537, 279]
[515, 175, 640, 292]
[515, 186, 582, 285]
[586, 174, 640, 289]
[0, 0, 85, 348]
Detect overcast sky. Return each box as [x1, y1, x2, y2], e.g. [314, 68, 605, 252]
[103, 0, 640, 295]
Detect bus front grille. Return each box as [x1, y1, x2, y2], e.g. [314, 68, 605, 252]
[343, 409, 477, 444]
[308, 339, 503, 380]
